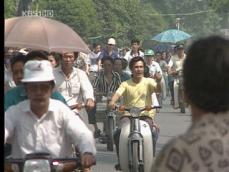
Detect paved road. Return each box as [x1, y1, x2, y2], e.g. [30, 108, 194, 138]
[80, 97, 192, 172]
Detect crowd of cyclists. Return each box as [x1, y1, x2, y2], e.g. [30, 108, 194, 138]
[5, 35, 228, 172]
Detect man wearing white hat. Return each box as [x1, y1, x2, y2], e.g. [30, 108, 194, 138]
[97, 37, 119, 67]
[4, 60, 96, 171]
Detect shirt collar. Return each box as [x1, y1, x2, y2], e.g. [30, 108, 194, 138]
[22, 99, 56, 113]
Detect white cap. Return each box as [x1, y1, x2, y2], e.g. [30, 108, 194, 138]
[21, 60, 55, 83]
[19, 48, 29, 55]
[107, 38, 116, 45]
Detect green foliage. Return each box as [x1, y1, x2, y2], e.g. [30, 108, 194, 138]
[4, 0, 17, 18]
[4, 0, 229, 47]
[44, 0, 102, 42]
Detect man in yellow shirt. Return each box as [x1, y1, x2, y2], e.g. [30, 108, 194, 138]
[108, 56, 161, 170]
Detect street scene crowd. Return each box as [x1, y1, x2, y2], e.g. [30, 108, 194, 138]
[4, 34, 229, 172]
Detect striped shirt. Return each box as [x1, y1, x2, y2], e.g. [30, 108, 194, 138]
[93, 70, 121, 94]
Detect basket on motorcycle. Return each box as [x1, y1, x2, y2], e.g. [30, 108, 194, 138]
[95, 102, 107, 122]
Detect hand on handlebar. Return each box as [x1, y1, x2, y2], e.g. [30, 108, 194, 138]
[70, 103, 85, 110]
[85, 99, 95, 111]
[81, 152, 96, 169]
[154, 72, 162, 82]
[108, 101, 116, 110]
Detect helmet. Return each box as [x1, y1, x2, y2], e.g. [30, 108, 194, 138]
[145, 49, 155, 56]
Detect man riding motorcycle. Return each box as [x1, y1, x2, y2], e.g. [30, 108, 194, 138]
[108, 56, 161, 170]
[4, 60, 96, 172]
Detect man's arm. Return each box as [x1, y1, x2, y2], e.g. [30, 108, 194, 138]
[108, 92, 121, 109]
[77, 69, 95, 102]
[5, 108, 16, 144]
[156, 81, 162, 93]
[65, 114, 96, 155]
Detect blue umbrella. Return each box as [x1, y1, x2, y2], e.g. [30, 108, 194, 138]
[152, 29, 191, 43]
[153, 43, 173, 53]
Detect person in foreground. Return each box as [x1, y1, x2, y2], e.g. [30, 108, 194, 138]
[108, 56, 162, 170]
[4, 60, 96, 172]
[151, 35, 229, 172]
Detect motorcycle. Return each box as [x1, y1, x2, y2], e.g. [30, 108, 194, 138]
[4, 152, 83, 172]
[96, 92, 119, 151]
[118, 105, 160, 172]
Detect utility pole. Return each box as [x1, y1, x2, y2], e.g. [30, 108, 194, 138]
[176, 18, 181, 30]
[16, 0, 33, 16]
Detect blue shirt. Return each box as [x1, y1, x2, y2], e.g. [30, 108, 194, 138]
[120, 72, 131, 82]
[98, 48, 119, 60]
[4, 85, 67, 111]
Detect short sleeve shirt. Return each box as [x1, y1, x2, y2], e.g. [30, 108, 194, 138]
[151, 112, 229, 172]
[116, 77, 157, 118]
[54, 66, 94, 106]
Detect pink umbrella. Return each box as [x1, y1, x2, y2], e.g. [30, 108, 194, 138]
[5, 16, 90, 53]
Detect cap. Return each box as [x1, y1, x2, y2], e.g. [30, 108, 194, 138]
[145, 49, 155, 56]
[18, 48, 29, 55]
[177, 44, 184, 49]
[21, 60, 55, 83]
[107, 38, 116, 45]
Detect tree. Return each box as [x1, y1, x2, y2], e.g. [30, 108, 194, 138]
[44, 0, 102, 43]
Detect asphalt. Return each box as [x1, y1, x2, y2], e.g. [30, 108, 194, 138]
[79, 97, 192, 172]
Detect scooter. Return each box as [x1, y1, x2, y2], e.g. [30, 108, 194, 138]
[118, 106, 160, 172]
[4, 152, 83, 172]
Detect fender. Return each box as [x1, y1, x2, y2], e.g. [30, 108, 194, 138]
[119, 120, 155, 172]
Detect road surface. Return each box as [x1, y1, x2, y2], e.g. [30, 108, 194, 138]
[79, 97, 191, 172]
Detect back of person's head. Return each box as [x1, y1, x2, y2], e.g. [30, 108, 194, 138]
[144, 66, 150, 77]
[101, 56, 114, 65]
[183, 35, 229, 113]
[129, 56, 146, 71]
[26, 50, 48, 62]
[131, 38, 140, 45]
[121, 58, 128, 70]
[10, 52, 27, 69]
[93, 43, 101, 49]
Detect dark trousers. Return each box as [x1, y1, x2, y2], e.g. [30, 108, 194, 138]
[86, 105, 97, 124]
[4, 143, 12, 158]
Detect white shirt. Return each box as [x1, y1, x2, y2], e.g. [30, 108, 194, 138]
[171, 54, 186, 72]
[4, 66, 16, 93]
[88, 51, 101, 72]
[5, 99, 96, 158]
[147, 61, 163, 76]
[54, 66, 94, 107]
[151, 112, 229, 172]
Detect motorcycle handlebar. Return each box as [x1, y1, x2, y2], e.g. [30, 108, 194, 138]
[117, 105, 162, 112]
[70, 103, 85, 110]
[5, 157, 81, 163]
[5, 157, 82, 172]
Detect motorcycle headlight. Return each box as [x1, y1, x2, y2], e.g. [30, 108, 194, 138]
[129, 107, 141, 117]
[23, 159, 51, 172]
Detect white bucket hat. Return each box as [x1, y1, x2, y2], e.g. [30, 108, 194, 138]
[107, 38, 116, 45]
[21, 60, 55, 83]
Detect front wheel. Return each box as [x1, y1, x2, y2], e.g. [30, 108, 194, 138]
[131, 142, 144, 172]
[180, 103, 185, 113]
[107, 117, 114, 151]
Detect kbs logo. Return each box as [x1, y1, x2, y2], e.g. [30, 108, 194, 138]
[22, 10, 54, 17]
